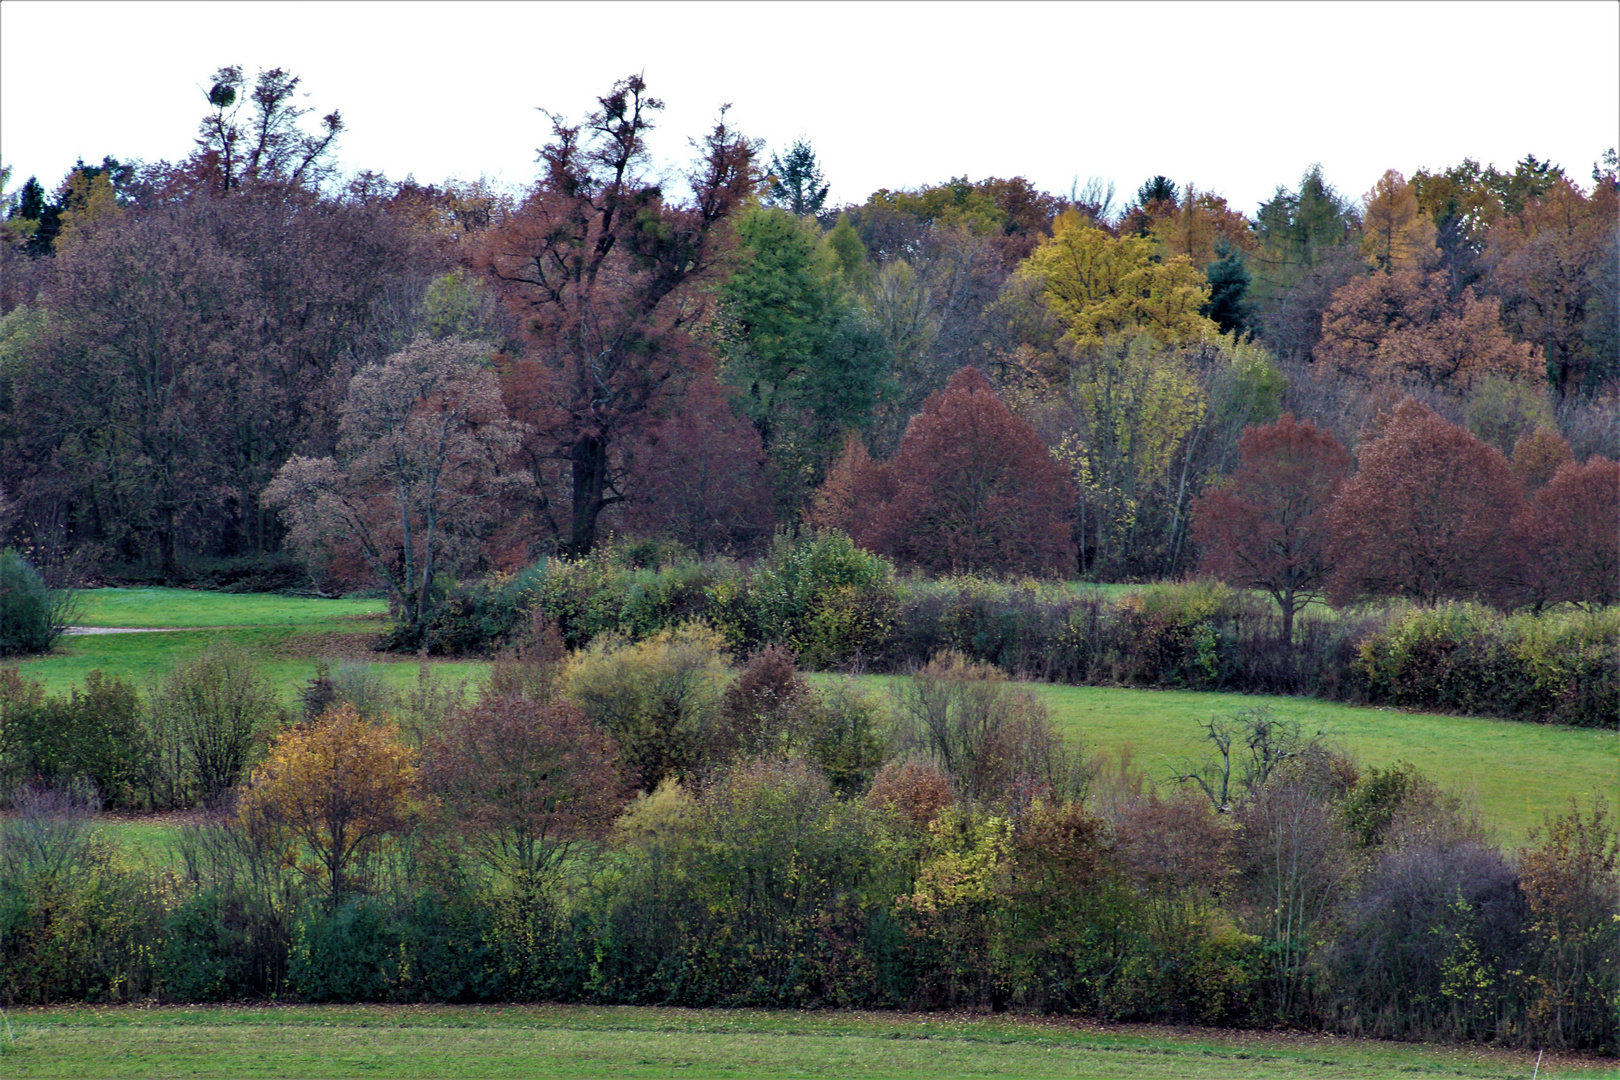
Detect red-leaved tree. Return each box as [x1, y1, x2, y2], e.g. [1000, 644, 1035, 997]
[484, 76, 757, 557]
[1509, 458, 1620, 608]
[1192, 414, 1353, 645]
[823, 367, 1074, 575]
[1328, 398, 1523, 604]
[622, 377, 775, 556]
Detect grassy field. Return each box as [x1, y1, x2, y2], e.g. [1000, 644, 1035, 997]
[1, 1005, 1611, 1079]
[1038, 685, 1618, 845]
[73, 587, 387, 628]
[11, 588, 1617, 847]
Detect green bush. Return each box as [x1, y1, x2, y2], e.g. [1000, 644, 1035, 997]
[752, 531, 898, 668]
[0, 549, 61, 656]
[0, 670, 149, 809]
[1356, 604, 1620, 727]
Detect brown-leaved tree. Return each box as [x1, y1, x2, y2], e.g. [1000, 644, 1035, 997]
[1328, 399, 1523, 604]
[825, 367, 1075, 575]
[484, 75, 757, 556]
[427, 695, 626, 896]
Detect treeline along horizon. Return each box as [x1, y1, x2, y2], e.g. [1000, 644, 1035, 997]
[1, 67, 1615, 606]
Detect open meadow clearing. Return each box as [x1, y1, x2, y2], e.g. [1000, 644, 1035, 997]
[11, 588, 1615, 848]
[1, 1005, 1613, 1080]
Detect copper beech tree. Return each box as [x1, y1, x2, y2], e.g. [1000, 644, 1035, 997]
[1509, 458, 1620, 608]
[623, 377, 775, 556]
[484, 75, 757, 556]
[1192, 414, 1353, 646]
[1328, 399, 1523, 605]
[814, 367, 1075, 575]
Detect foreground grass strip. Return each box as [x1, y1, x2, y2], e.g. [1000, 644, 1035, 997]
[3, 1006, 1612, 1079]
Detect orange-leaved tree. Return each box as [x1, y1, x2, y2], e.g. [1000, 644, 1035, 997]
[238, 704, 425, 910]
[1192, 414, 1353, 645]
[1328, 399, 1522, 605]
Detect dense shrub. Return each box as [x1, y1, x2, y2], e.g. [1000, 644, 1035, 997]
[0, 549, 64, 656]
[1355, 604, 1619, 727]
[1, 669, 149, 809]
[563, 623, 732, 791]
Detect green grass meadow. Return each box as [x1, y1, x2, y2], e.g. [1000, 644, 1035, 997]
[10, 588, 1618, 847]
[73, 587, 388, 628]
[1, 1005, 1612, 1079]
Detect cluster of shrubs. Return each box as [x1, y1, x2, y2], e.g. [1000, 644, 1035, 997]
[3, 636, 1614, 1053]
[400, 533, 1618, 727]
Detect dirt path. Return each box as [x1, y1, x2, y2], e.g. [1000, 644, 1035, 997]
[63, 626, 187, 635]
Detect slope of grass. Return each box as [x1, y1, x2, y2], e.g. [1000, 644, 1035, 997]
[2, 1005, 1610, 1079]
[1037, 685, 1618, 845]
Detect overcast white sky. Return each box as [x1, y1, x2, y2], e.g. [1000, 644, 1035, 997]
[3, 1, 1616, 215]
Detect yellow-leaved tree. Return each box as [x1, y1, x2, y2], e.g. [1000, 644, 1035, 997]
[1051, 333, 1206, 575]
[1021, 210, 1219, 351]
[239, 704, 426, 909]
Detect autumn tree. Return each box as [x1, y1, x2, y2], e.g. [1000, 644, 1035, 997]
[1192, 414, 1353, 645]
[1328, 399, 1524, 604]
[1047, 333, 1206, 577]
[1509, 426, 1574, 490]
[1509, 457, 1620, 608]
[484, 76, 757, 556]
[843, 367, 1075, 575]
[427, 695, 626, 896]
[1021, 210, 1220, 351]
[3, 180, 431, 570]
[1484, 174, 1620, 392]
[239, 704, 424, 909]
[264, 337, 519, 637]
[1360, 169, 1437, 273]
[622, 376, 775, 556]
[1317, 269, 1537, 389]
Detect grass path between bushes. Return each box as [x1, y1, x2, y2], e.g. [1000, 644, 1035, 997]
[13, 588, 1616, 849]
[1034, 685, 1619, 846]
[2, 1005, 1613, 1079]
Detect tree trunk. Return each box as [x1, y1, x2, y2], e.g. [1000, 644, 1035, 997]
[566, 434, 612, 556]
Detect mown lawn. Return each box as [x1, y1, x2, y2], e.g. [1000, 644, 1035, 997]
[1, 1005, 1611, 1079]
[12, 624, 485, 708]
